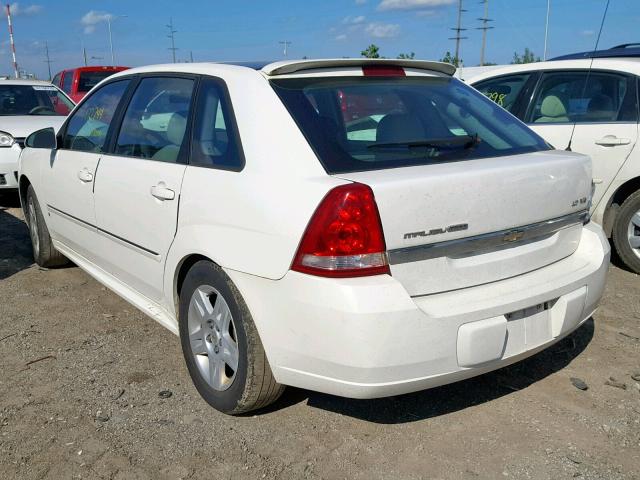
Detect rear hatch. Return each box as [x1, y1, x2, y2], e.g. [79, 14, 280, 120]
[270, 63, 591, 295]
[335, 150, 590, 296]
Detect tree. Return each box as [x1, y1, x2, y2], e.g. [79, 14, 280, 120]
[361, 44, 380, 59]
[440, 51, 462, 67]
[511, 48, 541, 64]
[397, 52, 415, 59]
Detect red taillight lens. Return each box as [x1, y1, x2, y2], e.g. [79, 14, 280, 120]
[292, 183, 390, 278]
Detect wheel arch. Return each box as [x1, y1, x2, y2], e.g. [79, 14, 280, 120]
[18, 174, 31, 211]
[602, 176, 640, 236]
[172, 253, 216, 315]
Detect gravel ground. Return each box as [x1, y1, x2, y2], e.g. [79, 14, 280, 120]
[1, 194, 639, 480]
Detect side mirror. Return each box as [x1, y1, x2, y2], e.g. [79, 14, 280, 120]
[25, 127, 57, 149]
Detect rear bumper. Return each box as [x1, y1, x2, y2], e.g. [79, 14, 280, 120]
[226, 222, 610, 399]
[0, 146, 20, 189]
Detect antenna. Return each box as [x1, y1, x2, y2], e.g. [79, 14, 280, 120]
[279, 40, 291, 57]
[477, 0, 494, 66]
[5, 4, 19, 78]
[167, 18, 178, 63]
[449, 0, 467, 66]
[44, 40, 52, 80]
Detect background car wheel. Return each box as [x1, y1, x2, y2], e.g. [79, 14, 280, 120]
[25, 185, 68, 268]
[612, 189, 640, 274]
[179, 260, 284, 414]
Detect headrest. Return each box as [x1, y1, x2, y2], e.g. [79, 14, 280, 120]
[166, 113, 187, 146]
[376, 113, 426, 144]
[539, 95, 568, 118]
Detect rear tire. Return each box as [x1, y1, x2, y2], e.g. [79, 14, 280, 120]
[612, 189, 640, 274]
[25, 185, 68, 268]
[178, 260, 284, 414]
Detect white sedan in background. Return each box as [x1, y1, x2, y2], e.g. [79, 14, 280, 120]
[0, 79, 74, 190]
[18, 59, 609, 414]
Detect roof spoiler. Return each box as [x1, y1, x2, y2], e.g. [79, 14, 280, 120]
[261, 59, 456, 77]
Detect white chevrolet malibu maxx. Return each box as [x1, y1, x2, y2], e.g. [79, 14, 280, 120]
[19, 60, 610, 414]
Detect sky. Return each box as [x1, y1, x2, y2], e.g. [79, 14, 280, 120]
[1, 0, 639, 79]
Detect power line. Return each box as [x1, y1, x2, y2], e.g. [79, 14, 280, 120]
[477, 0, 494, 66]
[167, 17, 178, 63]
[449, 0, 467, 66]
[279, 40, 291, 57]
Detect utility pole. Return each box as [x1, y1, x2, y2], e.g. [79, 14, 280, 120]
[83, 46, 88, 66]
[279, 40, 291, 57]
[189, 50, 194, 62]
[106, 15, 127, 66]
[449, 0, 467, 66]
[167, 18, 178, 63]
[5, 4, 19, 78]
[543, 0, 551, 60]
[477, 0, 494, 66]
[44, 41, 52, 80]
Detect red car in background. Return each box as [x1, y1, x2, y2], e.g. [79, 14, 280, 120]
[52, 66, 129, 103]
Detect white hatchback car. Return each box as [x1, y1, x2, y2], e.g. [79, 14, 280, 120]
[467, 45, 640, 273]
[0, 79, 74, 190]
[19, 59, 609, 414]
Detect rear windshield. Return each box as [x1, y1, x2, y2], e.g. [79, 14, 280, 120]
[78, 71, 117, 93]
[0, 84, 74, 116]
[271, 76, 550, 174]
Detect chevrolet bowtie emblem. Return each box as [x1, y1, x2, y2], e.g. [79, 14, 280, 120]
[503, 230, 525, 243]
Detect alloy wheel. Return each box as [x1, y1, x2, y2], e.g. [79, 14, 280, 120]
[627, 210, 640, 260]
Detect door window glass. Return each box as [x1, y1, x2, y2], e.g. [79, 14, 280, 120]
[62, 72, 73, 94]
[529, 71, 637, 124]
[62, 80, 130, 152]
[190, 78, 244, 170]
[473, 74, 531, 113]
[115, 77, 195, 163]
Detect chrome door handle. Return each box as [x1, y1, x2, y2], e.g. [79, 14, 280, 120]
[77, 169, 93, 183]
[150, 183, 175, 201]
[595, 135, 631, 146]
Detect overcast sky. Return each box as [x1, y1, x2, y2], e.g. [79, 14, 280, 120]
[1, 0, 638, 79]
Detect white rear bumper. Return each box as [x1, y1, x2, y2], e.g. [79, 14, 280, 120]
[0, 146, 20, 189]
[226, 222, 610, 399]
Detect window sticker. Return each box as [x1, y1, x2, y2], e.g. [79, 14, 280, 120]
[32, 86, 58, 91]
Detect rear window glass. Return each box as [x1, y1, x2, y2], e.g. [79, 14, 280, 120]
[271, 76, 550, 174]
[78, 71, 117, 93]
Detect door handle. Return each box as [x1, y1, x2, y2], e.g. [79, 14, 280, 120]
[77, 168, 93, 183]
[150, 183, 175, 201]
[595, 135, 631, 146]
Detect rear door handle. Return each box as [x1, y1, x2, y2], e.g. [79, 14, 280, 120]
[595, 135, 631, 146]
[77, 168, 93, 183]
[150, 183, 175, 201]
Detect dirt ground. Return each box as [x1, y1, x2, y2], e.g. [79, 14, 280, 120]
[1, 193, 639, 480]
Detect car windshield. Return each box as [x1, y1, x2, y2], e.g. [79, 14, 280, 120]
[271, 75, 550, 174]
[78, 71, 117, 93]
[0, 84, 74, 116]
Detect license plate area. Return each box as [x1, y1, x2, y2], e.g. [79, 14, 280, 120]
[503, 299, 558, 356]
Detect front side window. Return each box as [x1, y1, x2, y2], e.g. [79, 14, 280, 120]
[528, 71, 637, 124]
[473, 73, 531, 113]
[115, 77, 195, 163]
[62, 72, 73, 94]
[62, 80, 130, 152]
[190, 78, 244, 170]
[271, 76, 549, 174]
[0, 84, 74, 116]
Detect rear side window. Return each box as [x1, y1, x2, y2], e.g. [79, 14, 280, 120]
[52, 73, 61, 87]
[271, 76, 549, 174]
[61, 72, 73, 94]
[528, 71, 638, 124]
[62, 80, 130, 152]
[190, 78, 244, 171]
[114, 76, 195, 163]
[473, 73, 531, 113]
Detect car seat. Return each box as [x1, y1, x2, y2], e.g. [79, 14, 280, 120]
[535, 95, 570, 123]
[152, 113, 186, 162]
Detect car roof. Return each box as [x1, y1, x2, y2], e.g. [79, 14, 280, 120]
[63, 66, 129, 73]
[0, 79, 58, 86]
[551, 43, 640, 61]
[106, 58, 456, 81]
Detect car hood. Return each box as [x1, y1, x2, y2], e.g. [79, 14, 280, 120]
[0, 116, 66, 138]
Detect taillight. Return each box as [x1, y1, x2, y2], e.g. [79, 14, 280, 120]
[292, 183, 390, 278]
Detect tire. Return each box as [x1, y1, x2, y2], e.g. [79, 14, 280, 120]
[25, 185, 68, 268]
[178, 260, 284, 414]
[612, 189, 640, 274]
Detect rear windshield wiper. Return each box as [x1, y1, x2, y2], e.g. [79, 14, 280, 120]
[367, 134, 480, 151]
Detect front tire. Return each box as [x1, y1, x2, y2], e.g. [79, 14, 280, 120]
[25, 185, 68, 268]
[178, 260, 284, 414]
[612, 189, 640, 274]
